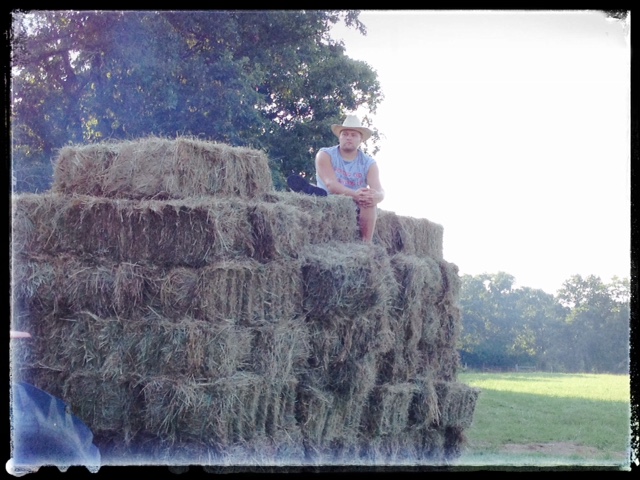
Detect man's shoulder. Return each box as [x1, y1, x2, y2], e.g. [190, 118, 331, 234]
[358, 150, 376, 163]
[320, 145, 339, 153]
[318, 145, 339, 160]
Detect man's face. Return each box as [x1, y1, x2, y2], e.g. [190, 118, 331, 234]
[339, 129, 362, 152]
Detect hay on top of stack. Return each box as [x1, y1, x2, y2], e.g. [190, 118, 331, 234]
[52, 136, 274, 200]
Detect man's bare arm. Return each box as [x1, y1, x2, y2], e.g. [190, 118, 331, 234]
[365, 163, 385, 205]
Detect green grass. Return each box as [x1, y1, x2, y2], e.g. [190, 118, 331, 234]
[455, 372, 631, 469]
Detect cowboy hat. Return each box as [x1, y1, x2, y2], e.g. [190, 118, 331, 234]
[331, 115, 373, 142]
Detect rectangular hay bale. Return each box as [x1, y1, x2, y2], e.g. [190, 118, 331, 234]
[248, 320, 310, 380]
[434, 381, 481, 429]
[294, 384, 333, 447]
[140, 373, 269, 447]
[61, 371, 140, 442]
[128, 314, 253, 379]
[12, 194, 257, 265]
[247, 201, 311, 261]
[362, 382, 418, 437]
[390, 253, 444, 315]
[260, 191, 360, 244]
[374, 209, 444, 259]
[300, 242, 397, 319]
[52, 136, 275, 200]
[305, 316, 391, 393]
[199, 259, 304, 325]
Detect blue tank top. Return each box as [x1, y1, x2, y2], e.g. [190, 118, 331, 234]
[316, 145, 376, 193]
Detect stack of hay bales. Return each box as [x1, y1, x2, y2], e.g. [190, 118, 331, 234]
[11, 136, 479, 467]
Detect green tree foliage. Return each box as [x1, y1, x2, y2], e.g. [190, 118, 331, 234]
[459, 272, 629, 373]
[511, 286, 568, 370]
[458, 272, 548, 368]
[553, 275, 629, 373]
[10, 10, 382, 192]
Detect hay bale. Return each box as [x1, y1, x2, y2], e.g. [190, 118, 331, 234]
[375, 253, 453, 384]
[358, 422, 453, 465]
[250, 377, 300, 440]
[376, 311, 434, 384]
[294, 384, 333, 447]
[127, 313, 253, 378]
[137, 373, 302, 449]
[318, 352, 379, 447]
[11, 193, 61, 257]
[45, 256, 135, 318]
[408, 377, 441, 429]
[385, 254, 445, 380]
[374, 210, 444, 259]
[117, 198, 252, 265]
[434, 381, 480, 429]
[390, 254, 444, 316]
[434, 302, 462, 349]
[247, 201, 312, 261]
[61, 371, 140, 443]
[376, 344, 410, 385]
[208, 425, 306, 467]
[113, 261, 153, 314]
[362, 383, 419, 438]
[198, 259, 303, 325]
[138, 374, 262, 446]
[25, 312, 117, 376]
[372, 209, 405, 256]
[12, 193, 258, 264]
[260, 191, 361, 244]
[295, 373, 387, 462]
[416, 303, 462, 381]
[12, 312, 127, 406]
[10, 324, 64, 390]
[397, 215, 444, 259]
[77, 314, 306, 448]
[359, 432, 431, 465]
[301, 242, 397, 319]
[20, 310, 255, 382]
[248, 320, 310, 380]
[438, 260, 462, 304]
[11, 255, 62, 321]
[158, 266, 203, 317]
[295, 371, 383, 458]
[418, 338, 460, 383]
[52, 136, 274, 200]
[305, 314, 392, 394]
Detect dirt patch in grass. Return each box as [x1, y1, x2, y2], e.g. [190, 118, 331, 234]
[500, 442, 626, 460]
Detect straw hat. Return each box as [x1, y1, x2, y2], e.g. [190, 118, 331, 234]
[331, 115, 373, 142]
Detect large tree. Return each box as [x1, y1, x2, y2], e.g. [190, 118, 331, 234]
[10, 10, 382, 192]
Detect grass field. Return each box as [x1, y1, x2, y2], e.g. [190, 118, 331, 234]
[454, 372, 632, 470]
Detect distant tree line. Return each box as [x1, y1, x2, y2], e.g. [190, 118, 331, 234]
[10, 10, 382, 193]
[458, 272, 630, 374]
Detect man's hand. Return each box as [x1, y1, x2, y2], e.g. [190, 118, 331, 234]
[354, 187, 379, 208]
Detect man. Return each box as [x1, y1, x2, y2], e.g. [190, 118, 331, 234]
[287, 115, 385, 242]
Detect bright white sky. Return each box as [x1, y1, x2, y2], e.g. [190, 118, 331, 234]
[331, 10, 630, 295]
